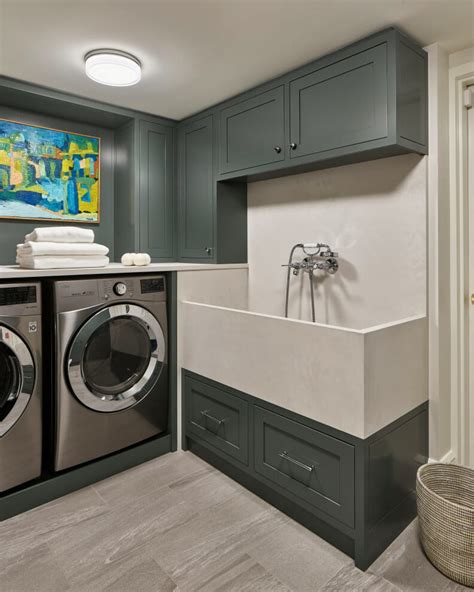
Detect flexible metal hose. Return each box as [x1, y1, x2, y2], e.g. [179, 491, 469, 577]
[284, 243, 303, 318]
[309, 268, 315, 322]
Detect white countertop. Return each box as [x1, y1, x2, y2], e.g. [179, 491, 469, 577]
[0, 262, 248, 280]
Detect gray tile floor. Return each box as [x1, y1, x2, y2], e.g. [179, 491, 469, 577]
[0, 452, 470, 592]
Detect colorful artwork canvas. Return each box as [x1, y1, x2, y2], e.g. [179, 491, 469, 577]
[0, 118, 100, 223]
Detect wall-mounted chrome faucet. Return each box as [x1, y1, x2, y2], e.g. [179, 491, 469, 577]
[283, 243, 339, 322]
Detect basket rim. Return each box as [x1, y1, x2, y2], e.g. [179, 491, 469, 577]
[417, 463, 474, 514]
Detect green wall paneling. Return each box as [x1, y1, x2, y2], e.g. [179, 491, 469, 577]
[0, 76, 178, 265]
[115, 120, 140, 256]
[138, 120, 176, 259]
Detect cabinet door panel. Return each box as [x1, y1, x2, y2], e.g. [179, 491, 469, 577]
[219, 86, 285, 174]
[290, 44, 387, 159]
[139, 121, 174, 258]
[178, 116, 214, 259]
[185, 374, 249, 464]
[254, 406, 355, 527]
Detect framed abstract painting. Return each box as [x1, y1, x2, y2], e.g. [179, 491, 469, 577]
[0, 118, 100, 223]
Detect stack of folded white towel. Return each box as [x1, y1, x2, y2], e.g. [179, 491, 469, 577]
[16, 227, 110, 270]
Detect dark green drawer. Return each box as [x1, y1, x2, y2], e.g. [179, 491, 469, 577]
[254, 407, 355, 527]
[185, 376, 249, 465]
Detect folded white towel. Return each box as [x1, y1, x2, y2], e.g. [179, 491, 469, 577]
[17, 242, 109, 257]
[17, 255, 109, 270]
[25, 227, 95, 244]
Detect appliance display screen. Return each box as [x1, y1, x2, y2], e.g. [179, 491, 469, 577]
[0, 286, 37, 307]
[141, 278, 165, 294]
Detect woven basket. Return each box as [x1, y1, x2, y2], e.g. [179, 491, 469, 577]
[417, 463, 474, 587]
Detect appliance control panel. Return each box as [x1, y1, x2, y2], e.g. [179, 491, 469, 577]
[54, 276, 167, 312]
[101, 278, 135, 301]
[0, 283, 41, 316]
[101, 276, 166, 302]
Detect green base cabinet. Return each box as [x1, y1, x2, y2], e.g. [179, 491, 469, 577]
[184, 372, 249, 464]
[183, 370, 428, 571]
[254, 406, 355, 528]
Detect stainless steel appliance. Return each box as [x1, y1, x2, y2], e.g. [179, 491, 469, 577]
[0, 283, 42, 491]
[53, 275, 168, 471]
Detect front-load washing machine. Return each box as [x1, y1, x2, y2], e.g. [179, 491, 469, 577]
[0, 282, 42, 492]
[52, 275, 168, 471]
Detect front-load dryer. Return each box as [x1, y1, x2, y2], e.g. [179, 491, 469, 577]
[53, 275, 168, 471]
[0, 282, 42, 492]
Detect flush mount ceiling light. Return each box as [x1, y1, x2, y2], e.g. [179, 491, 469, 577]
[84, 49, 141, 87]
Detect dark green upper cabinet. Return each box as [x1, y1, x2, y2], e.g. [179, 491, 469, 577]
[219, 86, 285, 174]
[216, 28, 427, 182]
[177, 113, 248, 263]
[289, 44, 388, 161]
[139, 120, 175, 259]
[178, 115, 215, 260]
[396, 37, 428, 150]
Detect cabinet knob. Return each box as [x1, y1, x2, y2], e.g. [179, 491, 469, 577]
[274, 146, 282, 154]
[205, 247, 212, 255]
[290, 142, 298, 150]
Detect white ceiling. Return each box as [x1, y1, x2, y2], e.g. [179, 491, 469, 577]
[1, 0, 473, 120]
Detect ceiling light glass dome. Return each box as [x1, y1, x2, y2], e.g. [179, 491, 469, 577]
[84, 50, 141, 87]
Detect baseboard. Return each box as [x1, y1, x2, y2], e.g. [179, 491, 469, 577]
[0, 434, 172, 521]
[429, 449, 455, 464]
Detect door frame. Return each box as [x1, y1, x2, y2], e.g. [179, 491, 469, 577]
[449, 60, 474, 466]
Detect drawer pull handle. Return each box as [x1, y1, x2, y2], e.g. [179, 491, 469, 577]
[201, 409, 227, 426]
[279, 451, 314, 473]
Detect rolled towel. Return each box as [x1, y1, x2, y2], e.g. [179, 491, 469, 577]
[17, 242, 109, 257]
[25, 227, 94, 243]
[121, 253, 136, 266]
[133, 253, 151, 266]
[17, 255, 109, 270]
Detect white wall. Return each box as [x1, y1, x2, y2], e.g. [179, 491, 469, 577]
[247, 154, 427, 329]
[449, 46, 474, 68]
[425, 43, 452, 462]
[424, 44, 474, 463]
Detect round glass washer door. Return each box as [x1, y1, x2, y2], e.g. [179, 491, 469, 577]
[67, 303, 166, 412]
[0, 325, 35, 437]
